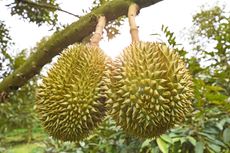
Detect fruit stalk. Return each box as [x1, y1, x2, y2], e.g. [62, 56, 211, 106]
[128, 3, 140, 43]
[90, 16, 106, 46]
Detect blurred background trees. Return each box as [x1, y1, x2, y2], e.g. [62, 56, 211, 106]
[0, 0, 229, 153]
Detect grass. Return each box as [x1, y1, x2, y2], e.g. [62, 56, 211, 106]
[6, 143, 44, 153]
[0, 127, 47, 153]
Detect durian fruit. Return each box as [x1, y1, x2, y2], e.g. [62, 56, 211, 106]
[36, 16, 110, 141]
[108, 41, 194, 138]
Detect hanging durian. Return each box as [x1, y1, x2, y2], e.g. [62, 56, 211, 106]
[36, 16, 110, 141]
[107, 4, 194, 138]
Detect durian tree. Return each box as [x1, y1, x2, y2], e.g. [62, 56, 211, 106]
[0, 0, 230, 153]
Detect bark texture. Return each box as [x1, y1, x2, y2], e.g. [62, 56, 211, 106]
[0, 0, 162, 94]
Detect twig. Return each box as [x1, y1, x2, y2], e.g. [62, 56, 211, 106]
[128, 3, 140, 43]
[90, 16, 106, 46]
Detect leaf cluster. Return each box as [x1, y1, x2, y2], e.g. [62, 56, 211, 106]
[0, 21, 13, 79]
[7, 0, 59, 26]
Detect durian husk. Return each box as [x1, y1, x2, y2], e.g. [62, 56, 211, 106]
[108, 41, 194, 138]
[36, 43, 110, 141]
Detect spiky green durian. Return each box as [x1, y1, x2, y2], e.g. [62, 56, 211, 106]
[36, 43, 110, 141]
[108, 41, 194, 138]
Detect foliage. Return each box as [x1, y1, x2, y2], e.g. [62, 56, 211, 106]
[41, 118, 141, 153]
[0, 51, 38, 143]
[0, 21, 13, 79]
[0, 0, 60, 78]
[0, 80, 36, 132]
[7, 0, 59, 26]
[191, 6, 230, 95]
[157, 5, 230, 152]
[105, 16, 125, 40]
[0, 21, 12, 54]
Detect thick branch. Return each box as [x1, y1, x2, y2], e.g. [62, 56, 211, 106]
[0, 0, 162, 94]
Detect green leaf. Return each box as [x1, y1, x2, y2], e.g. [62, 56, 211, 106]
[195, 141, 204, 153]
[206, 93, 228, 103]
[216, 118, 230, 130]
[180, 137, 187, 144]
[203, 127, 219, 135]
[206, 85, 224, 92]
[141, 139, 152, 148]
[207, 143, 221, 152]
[160, 134, 173, 144]
[187, 136, 196, 146]
[223, 127, 230, 144]
[198, 132, 215, 140]
[156, 137, 169, 153]
[172, 137, 181, 143]
[199, 132, 226, 147]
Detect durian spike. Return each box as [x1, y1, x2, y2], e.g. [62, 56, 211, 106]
[90, 16, 106, 46]
[128, 3, 140, 43]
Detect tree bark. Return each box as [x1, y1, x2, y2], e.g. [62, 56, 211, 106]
[0, 0, 162, 94]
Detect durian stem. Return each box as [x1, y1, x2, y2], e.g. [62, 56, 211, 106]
[90, 16, 106, 46]
[128, 3, 140, 43]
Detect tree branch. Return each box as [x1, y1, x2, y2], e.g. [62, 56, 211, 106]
[0, 0, 162, 97]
